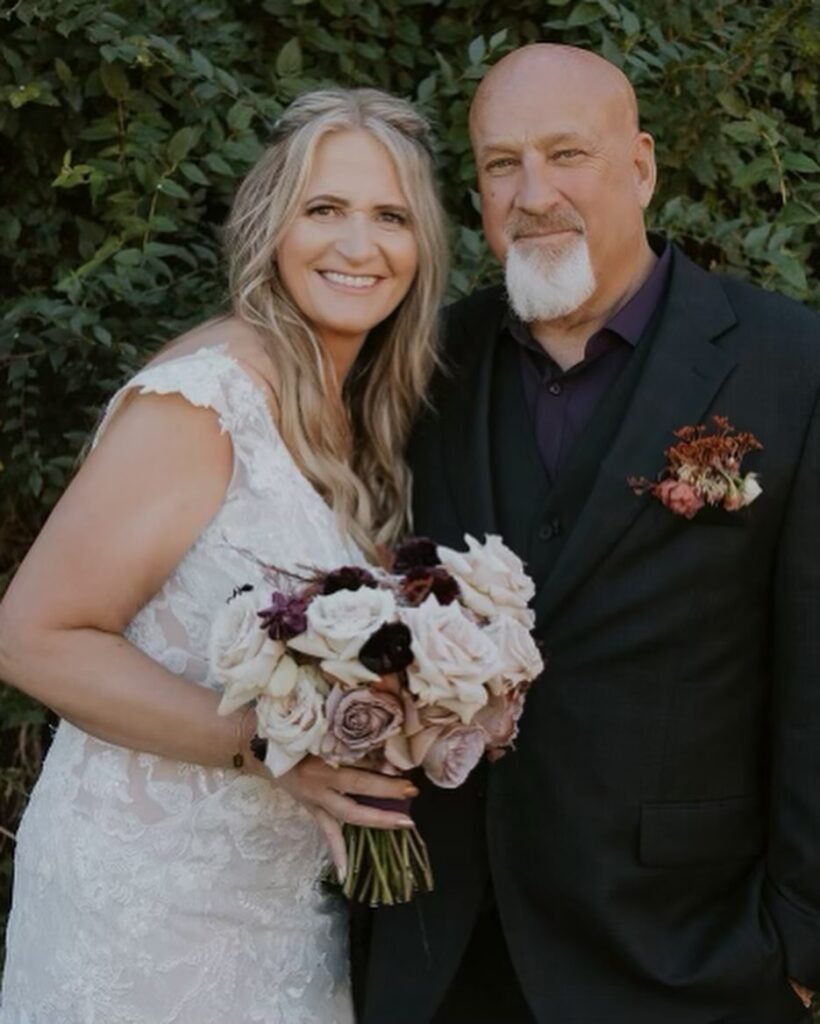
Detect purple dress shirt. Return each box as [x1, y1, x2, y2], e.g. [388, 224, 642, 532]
[507, 242, 672, 480]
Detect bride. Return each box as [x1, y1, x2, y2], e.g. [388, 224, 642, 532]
[0, 87, 448, 1023]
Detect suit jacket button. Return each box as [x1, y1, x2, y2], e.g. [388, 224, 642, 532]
[538, 519, 562, 541]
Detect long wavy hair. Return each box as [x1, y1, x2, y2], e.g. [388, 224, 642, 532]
[224, 88, 449, 560]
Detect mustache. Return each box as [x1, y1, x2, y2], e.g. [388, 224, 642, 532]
[504, 210, 585, 242]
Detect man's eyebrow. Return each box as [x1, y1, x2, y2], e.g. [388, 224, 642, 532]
[479, 131, 589, 156]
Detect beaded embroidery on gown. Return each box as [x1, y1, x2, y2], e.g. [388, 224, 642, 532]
[0, 347, 359, 1024]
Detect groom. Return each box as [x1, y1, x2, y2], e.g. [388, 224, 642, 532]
[358, 44, 820, 1024]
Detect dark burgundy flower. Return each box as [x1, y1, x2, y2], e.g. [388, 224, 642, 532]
[392, 537, 440, 574]
[400, 566, 461, 606]
[258, 591, 308, 640]
[321, 566, 379, 595]
[359, 622, 414, 674]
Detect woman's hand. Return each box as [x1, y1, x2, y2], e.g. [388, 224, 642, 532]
[275, 756, 418, 880]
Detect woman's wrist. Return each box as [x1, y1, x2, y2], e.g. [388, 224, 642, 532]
[232, 704, 270, 778]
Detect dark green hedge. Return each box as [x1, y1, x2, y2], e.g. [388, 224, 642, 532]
[1, 0, 818, 978]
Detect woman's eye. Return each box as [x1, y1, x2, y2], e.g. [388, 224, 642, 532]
[379, 210, 408, 226]
[307, 204, 338, 218]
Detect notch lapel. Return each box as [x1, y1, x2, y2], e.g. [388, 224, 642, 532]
[533, 250, 739, 626]
[438, 297, 506, 541]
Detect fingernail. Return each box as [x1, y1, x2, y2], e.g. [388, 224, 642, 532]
[397, 817, 414, 827]
[337, 867, 345, 884]
[404, 786, 419, 797]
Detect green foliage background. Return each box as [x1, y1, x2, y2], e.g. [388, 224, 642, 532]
[0, 0, 818, 993]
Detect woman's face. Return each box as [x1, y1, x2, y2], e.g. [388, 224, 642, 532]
[277, 128, 419, 359]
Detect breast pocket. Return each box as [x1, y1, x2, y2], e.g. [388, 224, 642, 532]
[639, 794, 764, 867]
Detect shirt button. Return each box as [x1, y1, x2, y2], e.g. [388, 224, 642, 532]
[548, 382, 562, 396]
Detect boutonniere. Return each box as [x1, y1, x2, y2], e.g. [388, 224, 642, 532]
[628, 416, 763, 519]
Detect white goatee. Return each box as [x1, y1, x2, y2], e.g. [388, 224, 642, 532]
[504, 234, 596, 323]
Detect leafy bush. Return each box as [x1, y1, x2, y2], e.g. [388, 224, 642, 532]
[1, 0, 817, 982]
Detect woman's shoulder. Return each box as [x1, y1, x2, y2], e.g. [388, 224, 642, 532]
[98, 317, 280, 446]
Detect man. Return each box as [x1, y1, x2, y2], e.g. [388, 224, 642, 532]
[359, 44, 820, 1023]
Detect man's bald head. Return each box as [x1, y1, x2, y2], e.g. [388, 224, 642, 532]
[469, 43, 657, 327]
[470, 44, 639, 142]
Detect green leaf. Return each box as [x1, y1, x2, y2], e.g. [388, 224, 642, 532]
[204, 152, 233, 175]
[191, 49, 214, 78]
[567, 3, 604, 27]
[716, 90, 747, 118]
[276, 37, 303, 77]
[723, 122, 759, 144]
[227, 102, 254, 131]
[156, 178, 191, 200]
[417, 74, 437, 103]
[180, 161, 210, 185]
[468, 36, 486, 65]
[100, 62, 130, 100]
[782, 152, 820, 173]
[621, 7, 641, 36]
[167, 126, 200, 164]
[768, 252, 807, 291]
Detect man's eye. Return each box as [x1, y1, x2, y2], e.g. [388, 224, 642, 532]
[486, 157, 517, 172]
[554, 149, 583, 160]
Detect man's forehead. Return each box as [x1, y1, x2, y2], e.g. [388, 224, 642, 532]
[470, 48, 638, 141]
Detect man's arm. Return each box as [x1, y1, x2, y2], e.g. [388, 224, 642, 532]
[767, 384, 820, 992]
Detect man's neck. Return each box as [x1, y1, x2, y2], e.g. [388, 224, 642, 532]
[528, 245, 658, 371]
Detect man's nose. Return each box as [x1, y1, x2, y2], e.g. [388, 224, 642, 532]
[516, 157, 562, 214]
[334, 213, 378, 262]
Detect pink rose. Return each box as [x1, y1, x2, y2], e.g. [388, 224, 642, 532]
[472, 687, 527, 762]
[422, 724, 486, 789]
[655, 478, 705, 519]
[320, 684, 405, 766]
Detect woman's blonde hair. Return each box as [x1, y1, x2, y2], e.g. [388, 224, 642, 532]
[224, 88, 449, 561]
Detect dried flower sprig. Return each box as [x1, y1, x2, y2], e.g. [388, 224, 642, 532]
[629, 416, 763, 519]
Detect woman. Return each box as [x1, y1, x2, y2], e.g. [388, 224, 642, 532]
[0, 87, 448, 1023]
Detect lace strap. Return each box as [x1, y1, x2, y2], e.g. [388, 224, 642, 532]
[94, 345, 272, 446]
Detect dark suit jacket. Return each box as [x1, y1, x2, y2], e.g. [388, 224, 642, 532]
[360, 245, 820, 1024]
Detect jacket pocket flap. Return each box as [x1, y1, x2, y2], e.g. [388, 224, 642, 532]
[639, 795, 763, 867]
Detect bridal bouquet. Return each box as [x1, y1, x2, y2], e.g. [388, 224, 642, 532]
[209, 534, 543, 906]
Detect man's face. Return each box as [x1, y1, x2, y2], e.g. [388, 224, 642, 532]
[471, 60, 655, 320]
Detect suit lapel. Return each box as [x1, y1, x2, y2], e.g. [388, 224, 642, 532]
[439, 296, 506, 540]
[533, 248, 739, 626]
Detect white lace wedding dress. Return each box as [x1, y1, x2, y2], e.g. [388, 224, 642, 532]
[0, 347, 361, 1024]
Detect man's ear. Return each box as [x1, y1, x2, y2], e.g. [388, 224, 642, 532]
[633, 131, 656, 210]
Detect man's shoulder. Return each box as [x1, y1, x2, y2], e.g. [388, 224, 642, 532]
[441, 283, 507, 339]
[671, 246, 819, 366]
[716, 271, 818, 332]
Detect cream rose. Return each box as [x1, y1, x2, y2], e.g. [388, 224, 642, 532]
[472, 688, 527, 761]
[483, 615, 544, 695]
[210, 591, 297, 715]
[437, 534, 535, 626]
[421, 725, 487, 788]
[255, 665, 328, 777]
[287, 587, 396, 686]
[401, 595, 498, 723]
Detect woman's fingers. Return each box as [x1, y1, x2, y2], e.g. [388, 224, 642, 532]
[330, 765, 418, 800]
[313, 807, 347, 882]
[319, 789, 415, 830]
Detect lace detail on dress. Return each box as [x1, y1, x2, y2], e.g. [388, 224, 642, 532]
[1, 347, 360, 1024]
